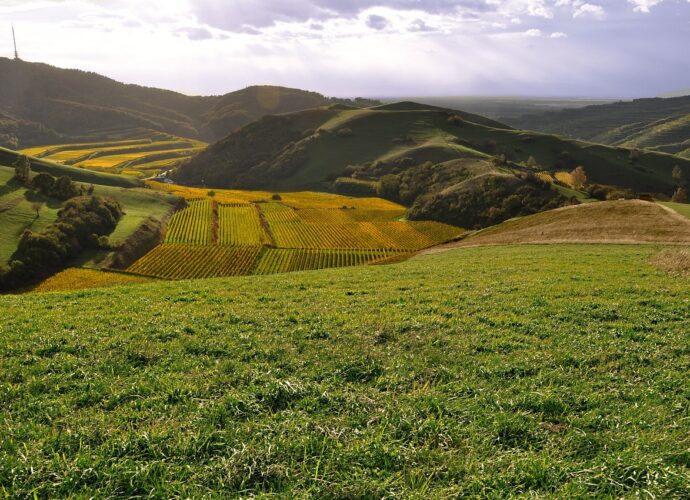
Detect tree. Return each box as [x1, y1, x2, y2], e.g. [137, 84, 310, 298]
[671, 187, 688, 203]
[31, 173, 55, 193]
[526, 156, 539, 168]
[629, 149, 641, 163]
[672, 165, 687, 188]
[377, 174, 400, 201]
[570, 166, 587, 190]
[13, 155, 31, 185]
[31, 202, 42, 219]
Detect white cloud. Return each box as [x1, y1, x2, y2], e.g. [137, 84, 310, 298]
[573, 3, 605, 18]
[628, 0, 664, 12]
[1, 0, 689, 98]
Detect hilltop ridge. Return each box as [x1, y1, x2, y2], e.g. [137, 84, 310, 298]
[0, 58, 379, 147]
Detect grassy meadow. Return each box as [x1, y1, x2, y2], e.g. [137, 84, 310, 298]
[1, 244, 689, 497]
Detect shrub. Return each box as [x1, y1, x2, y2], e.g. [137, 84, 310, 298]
[31, 173, 55, 193]
[447, 115, 464, 127]
[271, 193, 282, 201]
[570, 166, 587, 189]
[671, 187, 688, 203]
[409, 174, 567, 229]
[336, 128, 353, 138]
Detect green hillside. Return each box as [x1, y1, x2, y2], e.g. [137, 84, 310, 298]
[177, 104, 689, 192]
[0, 163, 179, 273]
[509, 95, 690, 154]
[1, 244, 689, 497]
[174, 103, 690, 228]
[0, 58, 379, 147]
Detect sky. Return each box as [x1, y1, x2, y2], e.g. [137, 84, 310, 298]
[1, 0, 689, 98]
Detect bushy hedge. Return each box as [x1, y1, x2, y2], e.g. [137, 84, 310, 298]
[31, 172, 84, 200]
[0, 196, 123, 291]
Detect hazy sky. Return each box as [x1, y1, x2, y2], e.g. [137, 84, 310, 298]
[2, 0, 689, 98]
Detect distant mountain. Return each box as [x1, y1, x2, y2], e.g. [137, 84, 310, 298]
[509, 95, 690, 158]
[0, 58, 378, 147]
[173, 102, 690, 228]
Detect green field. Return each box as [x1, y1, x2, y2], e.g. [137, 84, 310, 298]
[661, 201, 690, 220]
[0, 164, 180, 267]
[0, 169, 60, 262]
[1, 244, 688, 497]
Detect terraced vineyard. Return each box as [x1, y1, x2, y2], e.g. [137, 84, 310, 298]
[20, 129, 207, 178]
[125, 186, 464, 279]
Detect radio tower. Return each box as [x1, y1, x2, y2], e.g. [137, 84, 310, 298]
[12, 24, 19, 60]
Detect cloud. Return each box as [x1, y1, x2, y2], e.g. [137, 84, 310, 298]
[366, 14, 389, 30]
[408, 18, 435, 32]
[573, 3, 605, 18]
[627, 0, 664, 12]
[178, 26, 214, 40]
[3, 0, 690, 99]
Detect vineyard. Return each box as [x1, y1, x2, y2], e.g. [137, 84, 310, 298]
[164, 199, 213, 244]
[218, 204, 271, 246]
[125, 187, 464, 279]
[20, 130, 207, 178]
[128, 245, 262, 279]
[253, 249, 401, 275]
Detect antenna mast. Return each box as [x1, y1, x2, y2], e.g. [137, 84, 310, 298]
[12, 24, 19, 60]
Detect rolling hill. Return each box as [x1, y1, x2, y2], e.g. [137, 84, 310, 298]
[174, 103, 690, 228]
[441, 200, 690, 248]
[2, 243, 689, 497]
[0, 58, 378, 147]
[508, 95, 690, 158]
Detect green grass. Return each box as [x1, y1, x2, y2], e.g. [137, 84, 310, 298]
[91, 185, 179, 245]
[1, 244, 689, 497]
[0, 165, 179, 266]
[661, 201, 690, 220]
[0, 184, 60, 263]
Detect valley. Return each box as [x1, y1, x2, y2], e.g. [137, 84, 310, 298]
[0, 44, 689, 498]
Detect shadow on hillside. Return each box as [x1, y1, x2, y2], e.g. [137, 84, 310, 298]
[0, 179, 22, 198]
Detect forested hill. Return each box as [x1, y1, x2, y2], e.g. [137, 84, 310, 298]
[0, 58, 378, 147]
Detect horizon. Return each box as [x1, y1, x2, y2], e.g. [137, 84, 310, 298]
[2, 0, 689, 99]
